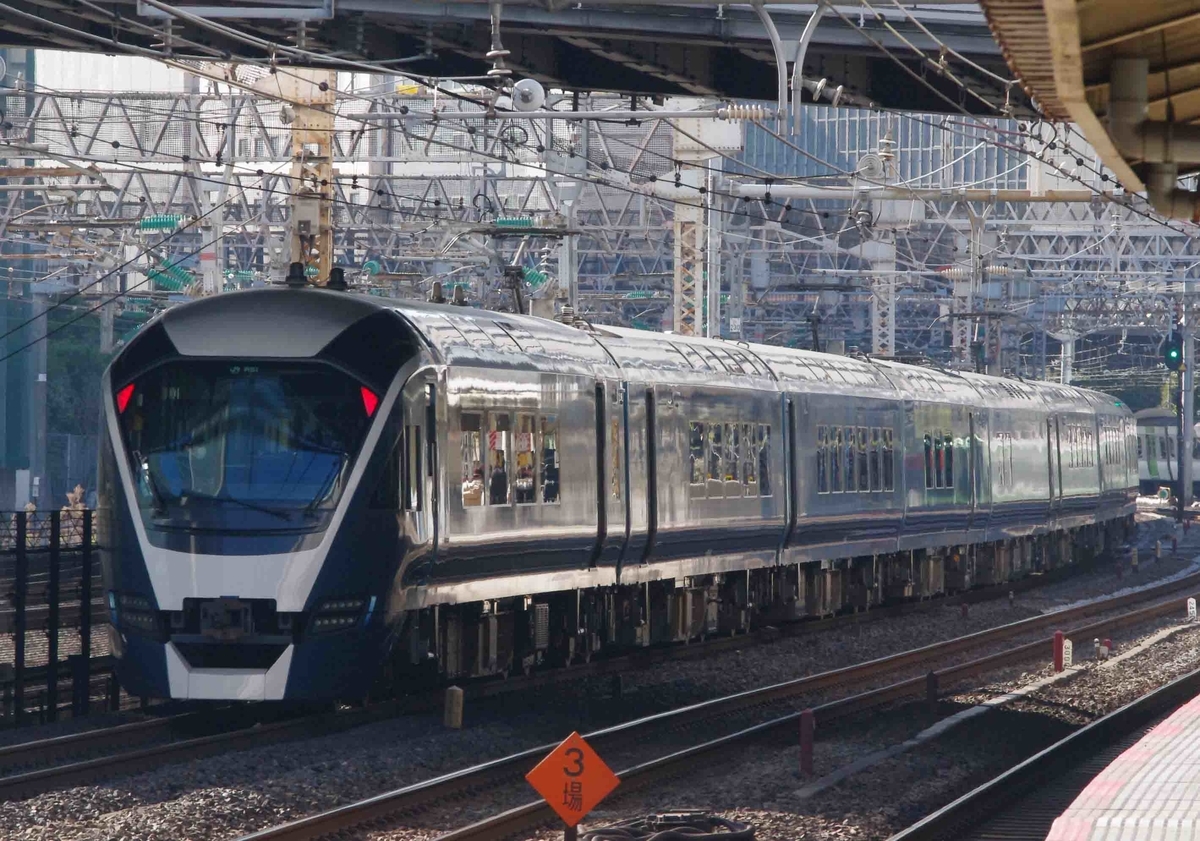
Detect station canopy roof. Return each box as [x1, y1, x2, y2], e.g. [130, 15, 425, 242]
[979, 0, 1200, 218]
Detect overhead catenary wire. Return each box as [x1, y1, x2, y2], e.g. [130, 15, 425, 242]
[2, 75, 997, 283]
[0, 200, 262, 365]
[0, 183, 252, 348]
[0, 7, 1181, 359]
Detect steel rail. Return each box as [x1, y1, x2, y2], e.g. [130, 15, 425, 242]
[232, 572, 1200, 841]
[888, 666, 1200, 840]
[0, 561, 1120, 796]
[0, 701, 422, 801]
[0, 710, 209, 777]
[430, 590, 1200, 841]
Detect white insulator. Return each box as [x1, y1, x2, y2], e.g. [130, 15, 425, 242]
[939, 267, 970, 280]
[720, 103, 770, 122]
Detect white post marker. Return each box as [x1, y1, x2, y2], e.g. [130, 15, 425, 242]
[444, 686, 464, 729]
[1189, 598, 1197, 621]
[1062, 639, 1073, 669]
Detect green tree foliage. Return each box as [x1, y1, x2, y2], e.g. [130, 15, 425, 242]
[47, 310, 110, 437]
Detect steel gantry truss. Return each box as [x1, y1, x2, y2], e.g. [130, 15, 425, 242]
[4, 75, 1200, 379]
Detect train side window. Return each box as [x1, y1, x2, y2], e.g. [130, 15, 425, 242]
[725, 423, 742, 497]
[400, 425, 423, 511]
[844, 426, 856, 493]
[371, 434, 402, 510]
[831, 427, 843, 492]
[758, 424, 772, 496]
[540, 415, 560, 504]
[816, 426, 828, 494]
[934, 434, 945, 489]
[610, 408, 622, 502]
[679, 345, 709, 371]
[869, 428, 881, 492]
[943, 433, 954, 489]
[515, 415, 537, 504]
[708, 423, 724, 493]
[882, 429, 895, 491]
[743, 422, 758, 496]
[488, 413, 512, 505]
[698, 346, 729, 373]
[857, 427, 869, 492]
[411, 426, 423, 510]
[994, 433, 1004, 488]
[714, 348, 744, 375]
[460, 413, 484, 507]
[689, 422, 707, 497]
[924, 434, 934, 489]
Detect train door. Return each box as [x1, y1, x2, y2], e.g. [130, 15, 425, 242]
[398, 377, 437, 560]
[781, 395, 798, 549]
[642, 387, 658, 564]
[967, 412, 977, 527]
[591, 379, 629, 568]
[1145, 428, 1159, 480]
[1049, 417, 1063, 513]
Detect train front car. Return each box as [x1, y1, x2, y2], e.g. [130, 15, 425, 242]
[97, 288, 420, 701]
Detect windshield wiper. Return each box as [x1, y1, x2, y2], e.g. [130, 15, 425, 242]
[181, 489, 292, 521]
[303, 463, 342, 519]
[132, 451, 168, 516]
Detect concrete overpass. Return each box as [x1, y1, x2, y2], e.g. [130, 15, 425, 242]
[0, 1, 1025, 114]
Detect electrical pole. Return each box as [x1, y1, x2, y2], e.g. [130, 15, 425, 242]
[706, 159, 723, 338]
[1182, 324, 1194, 517]
[255, 68, 335, 283]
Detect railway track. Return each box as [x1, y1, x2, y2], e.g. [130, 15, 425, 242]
[887, 665, 1200, 841]
[0, 700, 416, 801]
[1, 552, 1191, 810]
[229, 570, 1200, 841]
[0, 554, 1140, 793]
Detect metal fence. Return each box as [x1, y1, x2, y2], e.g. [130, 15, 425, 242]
[1, 510, 117, 727]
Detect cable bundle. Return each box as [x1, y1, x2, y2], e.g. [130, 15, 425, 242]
[582, 812, 754, 841]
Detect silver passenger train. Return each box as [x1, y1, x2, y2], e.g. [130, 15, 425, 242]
[98, 288, 1138, 701]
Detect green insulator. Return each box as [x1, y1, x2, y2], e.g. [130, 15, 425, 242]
[138, 214, 184, 231]
[496, 216, 534, 228]
[522, 268, 547, 287]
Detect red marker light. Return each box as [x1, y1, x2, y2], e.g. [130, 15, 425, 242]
[360, 386, 379, 417]
[116, 383, 135, 414]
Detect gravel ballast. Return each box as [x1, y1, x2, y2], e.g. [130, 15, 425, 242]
[521, 616, 1200, 841]
[2, 512, 1197, 841]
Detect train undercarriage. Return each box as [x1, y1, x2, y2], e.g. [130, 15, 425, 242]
[392, 516, 1135, 687]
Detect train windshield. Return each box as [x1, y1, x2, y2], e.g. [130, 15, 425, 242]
[117, 360, 377, 530]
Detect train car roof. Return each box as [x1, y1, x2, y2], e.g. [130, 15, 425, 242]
[391, 299, 617, 376]
[149, 291, 1130, 418]
[1135, 407, 1177, 424]
[157, 286, 389, 357]
[589, 327, 775, 388]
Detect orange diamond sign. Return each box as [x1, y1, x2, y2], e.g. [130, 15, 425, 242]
[525, 732, 620, 827]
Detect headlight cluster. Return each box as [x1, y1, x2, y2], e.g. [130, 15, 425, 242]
[309, 596, 375, 634]
[110, 591, 159, 635]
